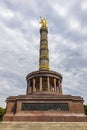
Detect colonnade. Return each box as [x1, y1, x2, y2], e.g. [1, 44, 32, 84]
[27, 76, 62, 94]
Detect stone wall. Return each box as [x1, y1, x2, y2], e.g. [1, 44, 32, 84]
[0, 122, 87, 130]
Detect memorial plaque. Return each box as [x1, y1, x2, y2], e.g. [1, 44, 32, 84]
[21, 103, 69, 111]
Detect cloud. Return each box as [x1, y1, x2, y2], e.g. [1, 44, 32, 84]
[51, 3, 68, 17]
[81, 0, 87, 11]
[0, 5, 14, 20]
[0, 0, 87, 107]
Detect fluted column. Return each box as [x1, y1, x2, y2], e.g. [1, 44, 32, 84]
[27, 80, 31, 94]
[26, 81, 28, 94]
[60, 82, 62, 94]
[33, 78, 36, 92]
[40, 77, 42, 91]
[56, 80, 59, 93]
[47, 77, 50, 91]
[54, 78, 56, 92]
[58, 80, 60, 93]
[39, 22, 49, 70]
[58, 80, 62, 94]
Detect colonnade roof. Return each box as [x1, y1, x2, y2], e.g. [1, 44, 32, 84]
[26, 70, 62, 81]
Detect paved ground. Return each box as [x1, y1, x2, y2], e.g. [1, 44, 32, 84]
[0, 122, 87, 130]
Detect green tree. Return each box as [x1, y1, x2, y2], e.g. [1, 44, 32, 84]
[84, 105, 87, 115]
[0, 107, 6, 121]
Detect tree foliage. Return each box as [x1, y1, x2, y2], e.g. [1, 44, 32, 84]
[84, 105, 87, 115]
[0, 107, 6, 121]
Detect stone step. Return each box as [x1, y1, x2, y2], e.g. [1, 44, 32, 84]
[0, 122, 87, 130]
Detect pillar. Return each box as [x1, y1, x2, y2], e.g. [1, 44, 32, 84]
[56, 80, 59, 93]
[27, 80, 31, 94]
[26, 81, 28, 94]
[60, 82, 62, 94]
[54, 78, 56, 92]
[47, 77, 50, 91]
[58, 80, 62, 94]
[33, 78, 36, 92]
[40, 77, 42, 91]
[39, 19, 49, 70]
[58, 80, 60, 93]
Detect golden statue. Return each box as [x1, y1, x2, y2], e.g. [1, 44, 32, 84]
[40, 17, 47, 28]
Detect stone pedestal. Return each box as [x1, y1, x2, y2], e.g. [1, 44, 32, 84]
[3, 92, 87, 122]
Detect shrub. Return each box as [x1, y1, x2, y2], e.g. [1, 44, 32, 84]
[0, 107, 6, 121]
[84, 105, 87, 115]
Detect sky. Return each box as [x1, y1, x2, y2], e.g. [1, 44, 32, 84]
[0, 0, 87, 108]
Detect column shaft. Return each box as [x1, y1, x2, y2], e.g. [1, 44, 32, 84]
[47, 77, 50, 91]
[58, 80, 60, 93]
[60, 82, 62, 94]
[40, 77, 42, 91]
[33, 78, 36, 92]
[58, 80, 62, 94]
[54, 78, 56, 92]
[56, 80, 59, 93]
[27, 80, 31, 94]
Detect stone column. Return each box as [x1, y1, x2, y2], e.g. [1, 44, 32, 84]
[40, 77, 42, 91]
[39, 26, 49, 70]
[54, 78, 56, 92]
[26, 82, 28, 94]
[60, 82, 62, 94]
[33, 78, 36, 92]
[56, 80, 59, 93]
[58, 80, 62, 94]
[58, 80, 60, 93]
[27, 80, 31, 94]
[47, 77, 50, 91]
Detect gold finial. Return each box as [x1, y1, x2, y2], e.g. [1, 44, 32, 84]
[40, 17, 47, 28]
